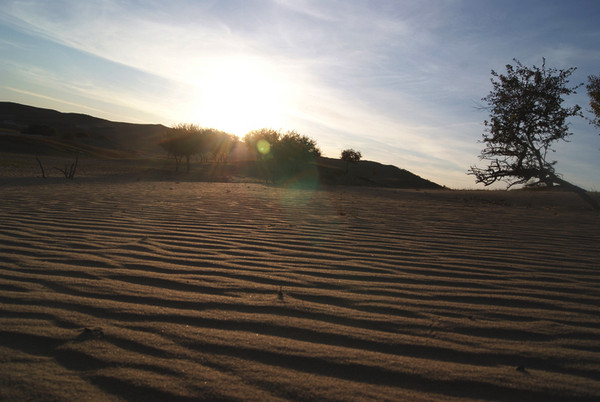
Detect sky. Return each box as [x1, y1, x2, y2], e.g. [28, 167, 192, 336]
[1, 0, 599, 189]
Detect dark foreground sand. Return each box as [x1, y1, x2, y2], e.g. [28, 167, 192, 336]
[0, 179, 599, 401]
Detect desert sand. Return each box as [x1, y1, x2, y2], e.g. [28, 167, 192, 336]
[1, 172, 599, 400]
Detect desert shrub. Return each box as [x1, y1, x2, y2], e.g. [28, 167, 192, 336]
[22, 124, 56, 137]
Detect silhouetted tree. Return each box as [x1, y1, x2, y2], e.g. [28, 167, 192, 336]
[160, 124, 237, 172]
[243, 128, 281, 157]
[159, 123, 203, 172]
[273, 131, 321, 161]
[204, 129, 237, 162]
[243, 129, 321, 183]
[243, 128, 281, 182]
[271, 131, 321, 181]
[340, 148, 361, 173]
[587, 73, 600, 131]
[469, 59, 598, 210]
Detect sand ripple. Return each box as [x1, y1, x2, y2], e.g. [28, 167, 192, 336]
[1, 182, 599, 400]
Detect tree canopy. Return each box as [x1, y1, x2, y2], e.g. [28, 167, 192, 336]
[243, 129, 321, 183]
[159, 123, 235, 172]
[587, 73, 600, 131]
[469, 59, 598, 210]
[243, 128, 281, 159]
[272, 131, 321, 162]
[340, 148, 361, 173]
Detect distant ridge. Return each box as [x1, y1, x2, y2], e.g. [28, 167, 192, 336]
[0, 102, 167, 156]
[0, 102, 442, 188]
[315, 157, 442, 189]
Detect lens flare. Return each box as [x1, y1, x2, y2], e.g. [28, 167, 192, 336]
[257, 139, 271, 155]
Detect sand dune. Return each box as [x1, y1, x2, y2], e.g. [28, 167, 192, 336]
[1, 180, 599, 401]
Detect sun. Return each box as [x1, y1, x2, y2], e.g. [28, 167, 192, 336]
[190, 56, 291, 136]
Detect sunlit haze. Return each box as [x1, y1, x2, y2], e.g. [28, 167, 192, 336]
[1, 0, 599, 189]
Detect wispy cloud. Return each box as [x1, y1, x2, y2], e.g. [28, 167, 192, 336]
[3, 86, 113, 116]
[1, 0, 599, 188]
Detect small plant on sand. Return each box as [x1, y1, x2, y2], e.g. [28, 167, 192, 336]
[35, 155, 46, 179]
[55, 153, 79, 180]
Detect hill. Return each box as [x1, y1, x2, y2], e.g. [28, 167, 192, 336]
[0, 102, 442, 188]
[316, 156, 442, 189]
[0, 102, 167, 157]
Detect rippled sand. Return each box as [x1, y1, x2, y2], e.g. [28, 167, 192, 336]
[1, 180, 599, 401]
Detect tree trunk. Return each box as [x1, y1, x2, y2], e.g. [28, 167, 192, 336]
[552, 175, 599, 211]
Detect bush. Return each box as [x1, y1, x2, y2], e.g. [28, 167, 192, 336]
[22, 124, 56, 137]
